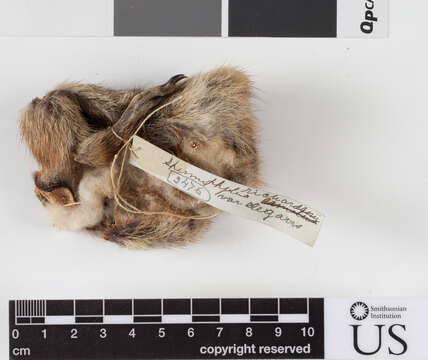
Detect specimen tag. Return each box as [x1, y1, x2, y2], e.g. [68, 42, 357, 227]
[129, 136, 324, 247]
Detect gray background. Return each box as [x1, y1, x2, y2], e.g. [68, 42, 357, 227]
[114, 0, 222, 36]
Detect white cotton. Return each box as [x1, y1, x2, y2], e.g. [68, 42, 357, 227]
[45, 167, 113, 231]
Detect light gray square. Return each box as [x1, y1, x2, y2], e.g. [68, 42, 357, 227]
[114, 0, 222, 36]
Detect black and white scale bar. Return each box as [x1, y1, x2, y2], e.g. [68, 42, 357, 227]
[9, 298, 324, 359]
[11, 298, 428, 359]
[0, 0, 388, 38]
[12, 298, 310, 325]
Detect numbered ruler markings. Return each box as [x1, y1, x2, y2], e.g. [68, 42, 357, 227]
[12, 298, 310, 326]
[10, 298, 322, 359]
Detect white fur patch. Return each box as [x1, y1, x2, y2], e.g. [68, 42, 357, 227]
[45, 167, 112, 231]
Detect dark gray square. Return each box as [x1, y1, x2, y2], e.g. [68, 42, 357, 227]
[115, 0, 222, 36]
[229, 0, 337, 37]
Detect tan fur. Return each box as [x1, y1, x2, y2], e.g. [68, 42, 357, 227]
[19, 67, 260, 248]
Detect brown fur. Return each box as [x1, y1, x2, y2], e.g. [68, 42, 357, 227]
[19, 67, 260, 248]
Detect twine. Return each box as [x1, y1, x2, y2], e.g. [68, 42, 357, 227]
[64, 202, 80, 207]
[109, 96, 219, 221]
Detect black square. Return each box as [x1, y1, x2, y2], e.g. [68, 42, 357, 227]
[31, 317, 45, 324]
[17, 317, 30, 324]
[46, 300, 74, 316]
[280, 298, 308, 314]
[229, 0, 337, 37]
[250, 298, 278, 314]
[192, 299, 220, 314]
[105, 300, 132, 315]
[221, 299, 249, 314]
[134, 316, 162, 323]
[134, 299, 162, 315]
[75, 300, 103, 316]
[75, 317, 103, 324]
[163, 299, 191, 315]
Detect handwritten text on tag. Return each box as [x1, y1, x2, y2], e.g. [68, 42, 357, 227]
[129, 136, 324, 247]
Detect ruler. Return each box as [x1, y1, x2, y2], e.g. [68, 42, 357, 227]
[9, 298, 428, 359]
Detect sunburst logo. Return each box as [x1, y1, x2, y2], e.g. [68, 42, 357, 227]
[350, 302, 369, 320]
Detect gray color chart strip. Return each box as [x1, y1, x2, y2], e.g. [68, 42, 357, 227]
[229, 0, 337, 37]
[114, 0, 222, 36]
[0, 0, 388, 38]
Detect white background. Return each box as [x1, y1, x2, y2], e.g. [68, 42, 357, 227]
[0, 0, 427, 357]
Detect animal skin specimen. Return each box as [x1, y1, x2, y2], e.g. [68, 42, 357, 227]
[20, 67, 260, 248]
